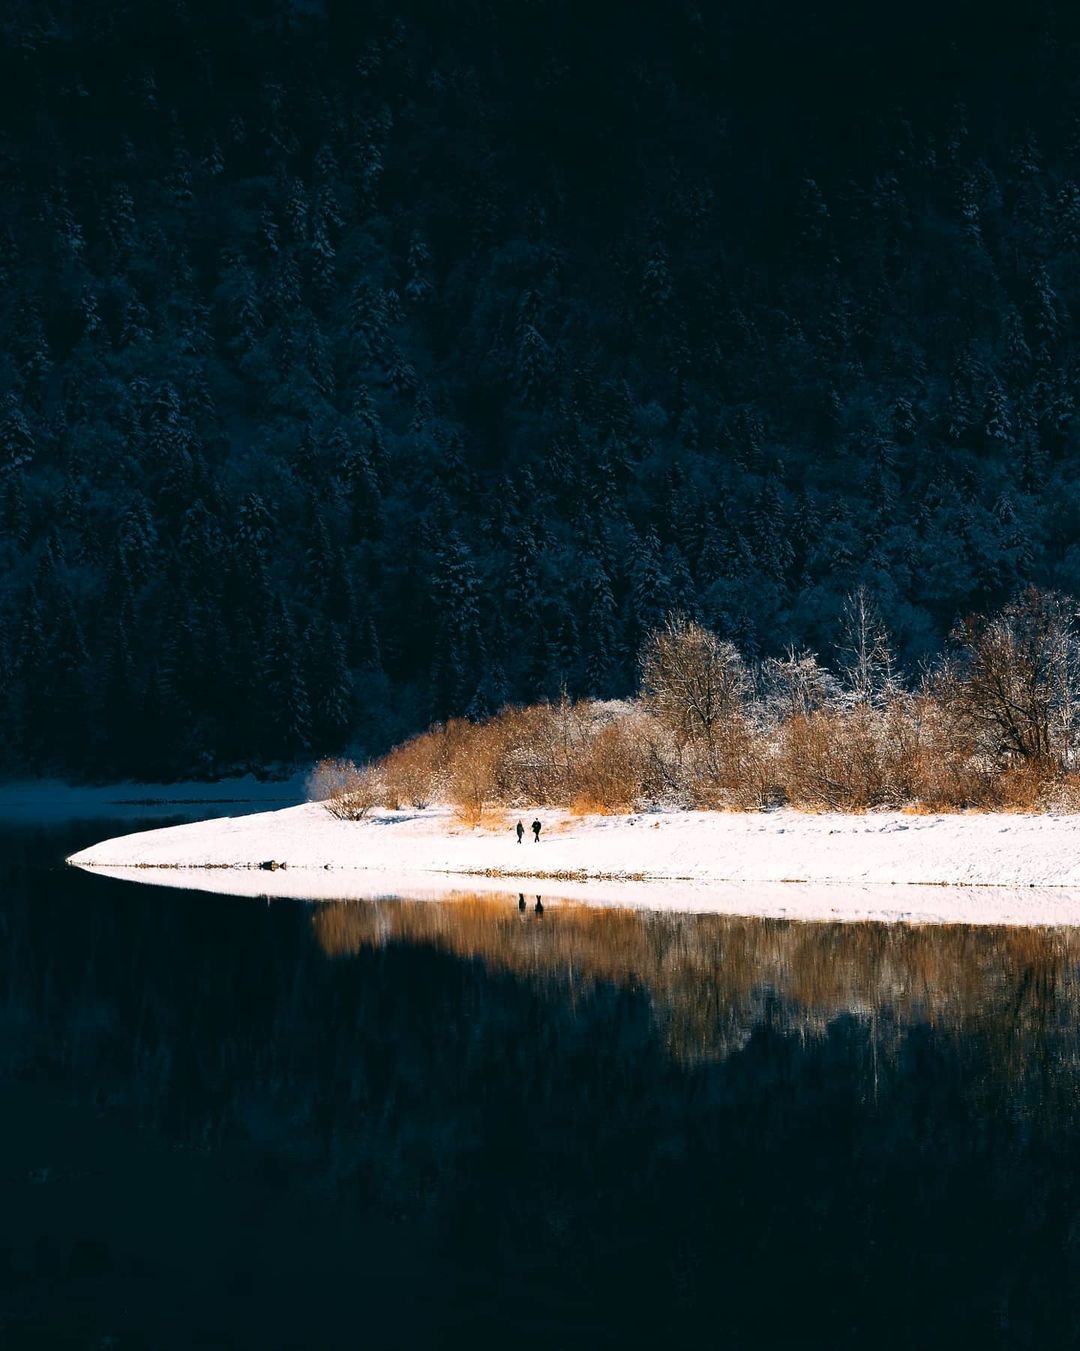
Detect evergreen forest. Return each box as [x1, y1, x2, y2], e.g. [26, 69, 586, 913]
[3, 0, 1080, 778]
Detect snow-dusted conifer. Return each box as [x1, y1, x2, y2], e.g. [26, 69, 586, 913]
[0, 397, 35, 477]
[585, 561, 618, 696]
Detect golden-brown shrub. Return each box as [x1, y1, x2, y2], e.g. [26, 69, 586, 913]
[361, 688, 1080, 817]
[334, 600, 1080, 817]
[380, 726, 455, 809]
[568, 716, 647, 813]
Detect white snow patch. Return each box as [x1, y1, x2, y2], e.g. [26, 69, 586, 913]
[65, 803, 1080, 926]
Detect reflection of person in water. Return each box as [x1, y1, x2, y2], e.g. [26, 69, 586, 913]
[532, 819, 542, 843]
[518, 893, 526, 912]
[534, 896, 544, 916]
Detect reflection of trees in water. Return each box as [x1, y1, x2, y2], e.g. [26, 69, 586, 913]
[8, 843, 1080, 1344]
[316, 896, 1080, 1078]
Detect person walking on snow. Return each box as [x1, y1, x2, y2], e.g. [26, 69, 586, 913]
[516, 820, 525, 844]
[532, 818, 542, 843]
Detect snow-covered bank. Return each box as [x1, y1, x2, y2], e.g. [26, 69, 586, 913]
[66, 802, 1080, 925]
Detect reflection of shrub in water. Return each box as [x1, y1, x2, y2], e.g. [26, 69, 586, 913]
[313, 897, 1080, 1073]
[11, 846, 1080, 1348]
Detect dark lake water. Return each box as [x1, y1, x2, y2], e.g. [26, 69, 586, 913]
[5, 815, 1080, 1349]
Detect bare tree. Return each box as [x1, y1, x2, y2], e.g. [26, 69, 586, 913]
[947, 586, 1080, 768]
[305, 589, 1080, 817]
[639, 613, 749, 745]
[836, 586, 901, 707]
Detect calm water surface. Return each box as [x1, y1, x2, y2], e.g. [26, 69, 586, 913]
[4, 816, 1080, 1349]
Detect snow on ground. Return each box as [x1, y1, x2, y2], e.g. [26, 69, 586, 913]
[66, 802, 1080, 926]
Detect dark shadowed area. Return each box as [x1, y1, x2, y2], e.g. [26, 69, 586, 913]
[4, 816, 1080, 1348]
[7, 4, 1080, 1347]
[4, 1, 1080, 778]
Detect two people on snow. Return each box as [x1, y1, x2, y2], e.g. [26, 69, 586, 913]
[516, 819, 542, 844]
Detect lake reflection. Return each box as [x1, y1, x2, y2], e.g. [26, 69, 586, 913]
[316, 893, 1080, 1073]
[5, 821, 1080, 1349]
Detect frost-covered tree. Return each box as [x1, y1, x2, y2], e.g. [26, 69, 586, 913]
[0, 398, 35, 477]
[761, 647, 841, 722]
[640, 613, 749, 745]
[585, 562, 619, 696]
[835, 587, 901, 709]
[946, 587, 1080, 768]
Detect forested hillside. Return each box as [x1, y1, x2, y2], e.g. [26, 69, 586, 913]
[3, 0, 1080, 778]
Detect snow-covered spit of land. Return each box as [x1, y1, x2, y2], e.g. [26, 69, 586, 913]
[65, 802, 1080, 926]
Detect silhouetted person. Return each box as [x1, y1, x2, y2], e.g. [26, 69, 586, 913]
[534, 896, 544, 916]
[532, 818, 542, 843]
[518, 893, 526, 912]
[516, 820, 524, 844]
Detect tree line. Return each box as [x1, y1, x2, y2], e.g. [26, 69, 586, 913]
[314, 588, 1080, 815]
[5, 2, 1080, 777]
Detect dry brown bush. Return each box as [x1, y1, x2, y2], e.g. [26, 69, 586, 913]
[380, 727, 451, 808]
[773, 712, 857, 810]
[769, 703, 902, 810]
[345, 598, 1080, 817]
[505, 698, 591, 804]
[947, 587, 1080, 767]
[310, 757, 383, 820]
[993, 761, 1057, 812]
[446, 718, 504, 825]
[684, 716, 772, 809]
[1035, 774, 1080, 812]
[365, 687, 1079, 817]
[889, 694, 992, 810]
[568, 716, 647, 813]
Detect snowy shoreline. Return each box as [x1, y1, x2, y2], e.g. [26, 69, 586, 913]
[65, 802, 1080, 926]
